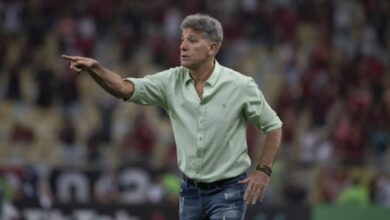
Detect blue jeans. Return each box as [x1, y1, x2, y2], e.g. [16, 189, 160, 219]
[179, 173, 247, 220]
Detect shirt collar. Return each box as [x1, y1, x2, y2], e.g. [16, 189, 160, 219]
[184, 70, 192, 85]
[184, 60, 221, 86]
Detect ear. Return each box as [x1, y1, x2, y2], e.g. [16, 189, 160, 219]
[208, 42, 218, 56]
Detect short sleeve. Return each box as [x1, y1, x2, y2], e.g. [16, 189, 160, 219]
[124, 70, 171, 109]
[243, 78, 282, 132]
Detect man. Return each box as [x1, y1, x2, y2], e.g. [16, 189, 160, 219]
[63, 14, 282, 220]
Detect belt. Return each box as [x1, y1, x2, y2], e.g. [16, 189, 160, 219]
[182, 175, 236, 190]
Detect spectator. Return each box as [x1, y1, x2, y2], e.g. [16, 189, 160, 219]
[371, 172, 390, 207]
[337, 177, 371, 207]
[120, 110, 156, 163]
[282, 172, 308, 205]
[57, 71, 80, 117]
[85, 128, 103, 168]
[9, 121, 34, 145]
[58, 117, 84, 167]
[94, 169, 120, 204]
[4, 64, 23, 102]
[19, 166, 40, 203]
[34, 63, 57, 108]
[97, 95, 117, 143]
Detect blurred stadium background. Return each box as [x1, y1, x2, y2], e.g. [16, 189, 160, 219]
[0, 0, 389, 219]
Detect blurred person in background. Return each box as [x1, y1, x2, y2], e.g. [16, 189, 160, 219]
[282, 171, 308, 205]
[337, 176, 371, 207]
[63, 13, 282, 219]
[94, 169, 120, 204]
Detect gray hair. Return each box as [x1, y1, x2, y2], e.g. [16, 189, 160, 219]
[181, 14, 223, 49]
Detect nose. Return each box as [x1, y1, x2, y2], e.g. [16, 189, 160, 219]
[180, 41, 188, 51]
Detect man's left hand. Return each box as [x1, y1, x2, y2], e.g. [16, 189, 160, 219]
[239, 171, 270, 205]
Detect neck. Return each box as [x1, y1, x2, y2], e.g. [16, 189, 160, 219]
[189, 59, 215, 83]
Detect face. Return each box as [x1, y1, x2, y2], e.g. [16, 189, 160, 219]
[180, 28, 217, 69]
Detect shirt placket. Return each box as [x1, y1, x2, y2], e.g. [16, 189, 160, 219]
[195, 101, 206, 177]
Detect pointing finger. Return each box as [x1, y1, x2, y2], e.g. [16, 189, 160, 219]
[62, 55, 78, 61]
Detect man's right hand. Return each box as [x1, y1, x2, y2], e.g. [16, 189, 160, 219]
[62, 54, 134, 100]
[62, 55, 98, 74]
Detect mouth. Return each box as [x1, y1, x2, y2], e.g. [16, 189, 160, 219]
[181, 55, 189, 60]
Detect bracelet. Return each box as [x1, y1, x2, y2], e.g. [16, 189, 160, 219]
[256, 165, 272, 177]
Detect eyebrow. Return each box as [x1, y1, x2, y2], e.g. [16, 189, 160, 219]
[182, 34, 200, 39]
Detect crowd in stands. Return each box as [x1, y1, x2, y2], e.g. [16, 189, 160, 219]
[0, 0, 389, 210]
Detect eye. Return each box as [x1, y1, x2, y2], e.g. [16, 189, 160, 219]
[188, 37, 197, 43]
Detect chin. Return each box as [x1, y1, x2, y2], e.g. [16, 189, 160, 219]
[181, 60, 201, 70]
[181, 61, 191, 68]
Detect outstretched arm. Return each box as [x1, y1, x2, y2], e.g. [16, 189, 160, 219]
[62, 55, 134, 100]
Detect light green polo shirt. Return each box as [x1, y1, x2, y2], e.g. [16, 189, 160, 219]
[126, 61, 282, 182]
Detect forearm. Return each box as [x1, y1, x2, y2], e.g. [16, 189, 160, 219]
[88, 63, 134, 100]
[256, 127, 282, 167]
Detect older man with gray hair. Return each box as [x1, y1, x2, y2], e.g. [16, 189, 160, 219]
[63, 13, 282, 220]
